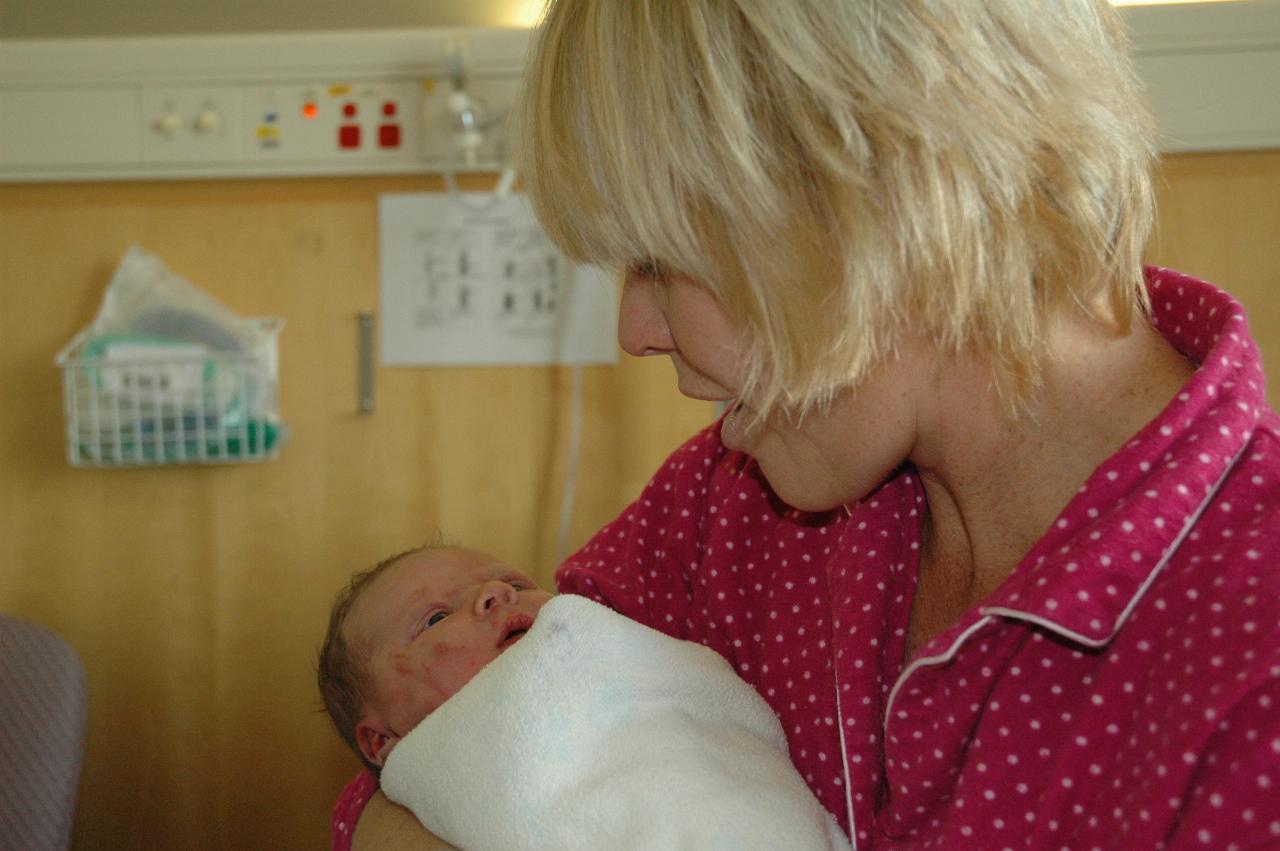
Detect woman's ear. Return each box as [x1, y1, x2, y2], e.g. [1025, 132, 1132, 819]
[355, 719, 400, 768]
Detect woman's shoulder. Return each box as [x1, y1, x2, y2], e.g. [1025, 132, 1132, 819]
[1125, 421, 1280, 695]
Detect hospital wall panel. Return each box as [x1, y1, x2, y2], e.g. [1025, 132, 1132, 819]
[0, 150, 1277, 849]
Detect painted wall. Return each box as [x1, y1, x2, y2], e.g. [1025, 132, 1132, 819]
[1, 152, 1278, 848]
[0, 172, 714, 849]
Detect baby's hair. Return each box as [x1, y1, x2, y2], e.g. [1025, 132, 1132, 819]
[317, 535, 447, 772]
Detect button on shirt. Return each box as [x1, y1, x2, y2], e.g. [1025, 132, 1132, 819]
[558, 268, 1280, 849]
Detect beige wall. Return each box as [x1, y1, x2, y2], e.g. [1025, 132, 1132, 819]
[0, 173, 714, 850]
[1151, 151, 1280, 391]
[0, 151, 1278, 849]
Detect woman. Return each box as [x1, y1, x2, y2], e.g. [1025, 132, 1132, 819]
[342, 0, 1280, 847]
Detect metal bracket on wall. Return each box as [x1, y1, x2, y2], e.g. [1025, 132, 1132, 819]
[357, 311, 375, 414]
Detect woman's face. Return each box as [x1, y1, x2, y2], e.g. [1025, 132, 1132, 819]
[618, 264, 747, 400]
[619, 265, 923, 512]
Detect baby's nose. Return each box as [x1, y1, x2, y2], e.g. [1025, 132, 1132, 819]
[473, 580, 518, 615]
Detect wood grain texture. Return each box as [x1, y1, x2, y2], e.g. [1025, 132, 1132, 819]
[0, 150, 1276, 848]
[1151, 150, 1280, 408]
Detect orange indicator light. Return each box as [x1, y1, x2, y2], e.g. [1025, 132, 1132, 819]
[302, 102, 319, 120]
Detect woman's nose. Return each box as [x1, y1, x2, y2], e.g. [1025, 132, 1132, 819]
[618, 275, 675, 358]
[473, 580, 518, 615]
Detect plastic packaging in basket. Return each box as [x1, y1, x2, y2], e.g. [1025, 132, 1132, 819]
[55, 246, 287, 467]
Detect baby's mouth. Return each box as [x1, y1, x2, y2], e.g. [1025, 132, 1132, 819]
[498, 613, 534, 648]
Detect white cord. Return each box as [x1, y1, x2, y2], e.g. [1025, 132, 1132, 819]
[440, 34, 578, 563]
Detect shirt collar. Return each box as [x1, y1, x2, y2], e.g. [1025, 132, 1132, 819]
[980, 268, 1267, 646]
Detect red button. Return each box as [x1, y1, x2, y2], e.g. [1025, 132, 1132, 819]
[379, 124, 401, 149]
[342, 102, 357, 118]
[382, 101, 397, 117]
[339, 124, 361, 149]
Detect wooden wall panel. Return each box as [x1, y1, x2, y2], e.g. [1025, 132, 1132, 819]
[1151, 150, 1280, 408]
[0, 149, 1277, 849]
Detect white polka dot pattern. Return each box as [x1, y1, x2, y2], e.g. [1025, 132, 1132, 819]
[331, 771, 377, 851]
[557, 269, 1280, 848]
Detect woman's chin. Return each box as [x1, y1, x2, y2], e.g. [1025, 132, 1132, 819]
[774, 487, 846, 514]
[755, 453, 873, 514]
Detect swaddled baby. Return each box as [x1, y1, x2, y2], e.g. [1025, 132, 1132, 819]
[318, 544, 851, 851]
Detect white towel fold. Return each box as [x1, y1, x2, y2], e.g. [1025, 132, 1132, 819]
[381, 595, 852, 851]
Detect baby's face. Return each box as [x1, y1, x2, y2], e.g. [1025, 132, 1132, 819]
[350, 547, 552, 765]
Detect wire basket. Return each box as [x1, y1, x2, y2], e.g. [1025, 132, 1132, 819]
[55, 319, 286, 468]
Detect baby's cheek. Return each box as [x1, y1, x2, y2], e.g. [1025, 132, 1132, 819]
[431, 642, 489, 678]
[428, 642, 490, 669]
[427, 642, 486, 684]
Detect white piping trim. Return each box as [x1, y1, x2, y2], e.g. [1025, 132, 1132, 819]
[884, 615, 995, 737]
[830, 505, 858, 850]
[833, 684, 858, 851]
[982, 438, 1251, 648]
[876, 427, 1252, 828]
[974, 608, 1102, 647]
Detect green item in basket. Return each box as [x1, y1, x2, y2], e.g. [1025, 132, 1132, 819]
[79, 419, 284, 465]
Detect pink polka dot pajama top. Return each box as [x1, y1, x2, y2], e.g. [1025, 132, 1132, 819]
[558, 269, 1280, 849]
[332, 268, 1279, 850]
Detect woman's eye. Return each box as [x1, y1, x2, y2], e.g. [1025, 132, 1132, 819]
[425, 610, 450, 628]
[628, 260, 666, 281]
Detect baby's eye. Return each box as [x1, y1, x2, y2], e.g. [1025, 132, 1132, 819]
[425, 610, 450, 628]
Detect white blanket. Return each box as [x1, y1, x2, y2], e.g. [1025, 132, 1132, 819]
[381, 595, 852, 851]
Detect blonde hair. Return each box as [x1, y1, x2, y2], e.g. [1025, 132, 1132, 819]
[517, 0, 1157, 416]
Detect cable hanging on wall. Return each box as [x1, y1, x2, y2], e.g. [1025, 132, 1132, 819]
[430, 34, 588, 566]
[439, 35, 518, 205]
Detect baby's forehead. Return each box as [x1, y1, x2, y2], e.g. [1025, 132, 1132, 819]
[353, 547, 532, 624]
[383, 546, 501, 588]
[352, 551, 443, 621]
[342, 554, 436, 643]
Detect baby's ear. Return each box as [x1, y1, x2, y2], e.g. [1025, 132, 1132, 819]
[355, 719, 399, 767]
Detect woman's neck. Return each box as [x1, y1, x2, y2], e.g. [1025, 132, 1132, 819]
[904, 310, 1195, 651]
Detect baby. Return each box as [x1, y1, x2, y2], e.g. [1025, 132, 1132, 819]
[318, 544, 552, 770]
[319, 544, 851, 851]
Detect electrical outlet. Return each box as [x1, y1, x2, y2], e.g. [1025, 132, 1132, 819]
[141, 87, 241, 163]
